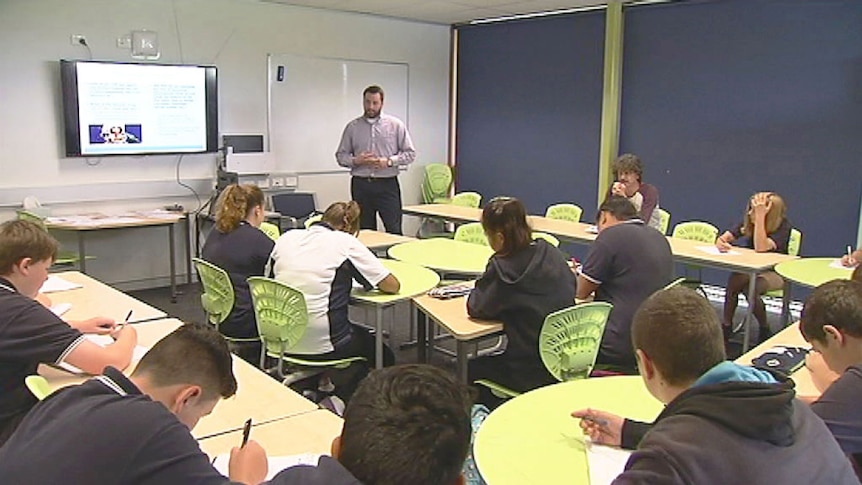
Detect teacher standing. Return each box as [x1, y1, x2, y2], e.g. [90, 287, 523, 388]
[336, 85, 416, 235]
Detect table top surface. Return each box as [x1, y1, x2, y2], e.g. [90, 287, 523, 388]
[474, 376, 663, 485]
[774, 257, 854, 288]
[351, 258, 441, 305]
[48, 271, 167, 323]
[39, 318, 318, 439]
[388, 238, 494, 275]
[356, 230, 416, 249]
[403, 204, 796, 272]
[197, 409, 343, 458]
[735, 322, 819, 399]
[412, 282, 504, 341]
[45, 211, 185, 230]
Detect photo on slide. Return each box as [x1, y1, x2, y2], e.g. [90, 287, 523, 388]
[88, 124, 142, 144]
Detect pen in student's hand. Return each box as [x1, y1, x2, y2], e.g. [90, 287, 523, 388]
[848, 246, 854, 258]
[241, 418, 252, 448]
[581, 415, 610, 427]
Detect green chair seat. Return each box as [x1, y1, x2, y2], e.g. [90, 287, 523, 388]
[248, 277, 365, 384]
[545, 203, 583, 223]
[532, 232, 560, 247]
[475, 302, 613, 402]
[657, 208, 671, 235]
[454, 222, 489, 246]
[259, 221, 281, 240]
[422, 164, 453, 204]
[25, 375, 52, 401]
[193, 258, 258, 343]
[449, 192, 482, 208]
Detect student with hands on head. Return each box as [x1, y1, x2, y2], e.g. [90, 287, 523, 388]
[0, 220, 137, 446]
[715, 191, 792, 342]
[572, 286, 857, 484]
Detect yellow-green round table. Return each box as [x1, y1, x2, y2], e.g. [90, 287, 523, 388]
[351, 259, 440, 368]
[474, 376, 663, 484]
[774, 257, 853, 289]
[388, 238, 494, 275]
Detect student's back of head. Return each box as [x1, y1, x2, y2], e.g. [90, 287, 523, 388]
[215, 184, 265, 233]
[481, 196, 532, 256]
[322, 201, 361, 235]
[800, 279, 862, 343]
[132, 323, 237, 401]
[0, 220, 58, 275]
[632, 286, 726, 386]
[338, 364, 472, 485]
[598, 195, 638, 223]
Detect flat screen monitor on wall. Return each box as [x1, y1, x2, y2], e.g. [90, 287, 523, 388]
[60, 60, 218, 157]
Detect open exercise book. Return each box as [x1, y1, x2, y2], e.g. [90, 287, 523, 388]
[587, 440, 631, 485]
[57, 334, 149, 375]
[39, 275, 83, 293]
[211, 453, 321, 479]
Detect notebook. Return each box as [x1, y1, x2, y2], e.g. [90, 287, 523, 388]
[211, 453, 321, 479]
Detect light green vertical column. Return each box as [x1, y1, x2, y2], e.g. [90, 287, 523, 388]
[597, 0, 624, 206]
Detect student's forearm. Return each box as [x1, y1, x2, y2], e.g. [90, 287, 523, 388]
[752, 217, 772, 252]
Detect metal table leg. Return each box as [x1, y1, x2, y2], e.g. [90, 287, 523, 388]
[742, 272, 758, 352]
[457, 340, 468, 384]
[169, 224, 177, 303]
[77, 232, 87, 273]
[375, 305, 384, 369]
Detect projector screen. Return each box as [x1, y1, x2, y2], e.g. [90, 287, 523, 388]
[60, 60, 218, 157]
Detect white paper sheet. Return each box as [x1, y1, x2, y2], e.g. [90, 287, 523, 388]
[696, 245, 740, 256]
[211, 453, 321, 479]
[39, 275, 83, 293]
[829, 259, 855, 270]
[50, 303, 72, 317]
[587, 441, 631, 485]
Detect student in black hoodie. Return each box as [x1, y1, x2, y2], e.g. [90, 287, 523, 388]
[467, 197, 576, 408]
[573, 286, 857, 484]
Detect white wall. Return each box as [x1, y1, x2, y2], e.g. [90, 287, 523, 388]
[0, 0, 450, 288]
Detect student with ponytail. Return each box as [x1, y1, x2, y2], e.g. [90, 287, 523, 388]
[201, 184, 274, 360]
[271, 201, 399, 400]
[467, 197, 576, 408]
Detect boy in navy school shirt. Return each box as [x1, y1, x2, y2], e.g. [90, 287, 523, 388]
[0, 219, 137, 445]
[573, 286, 857, 484]
[800, 279, 862, 477]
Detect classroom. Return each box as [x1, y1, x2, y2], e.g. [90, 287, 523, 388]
[1, 0, 862, 483]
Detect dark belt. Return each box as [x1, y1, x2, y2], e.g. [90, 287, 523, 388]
[352, 176, 397, 182]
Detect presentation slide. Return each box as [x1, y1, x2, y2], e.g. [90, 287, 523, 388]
[74, 63, 208, 155]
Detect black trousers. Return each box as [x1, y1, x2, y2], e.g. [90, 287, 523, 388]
[351, 176, 403, 235]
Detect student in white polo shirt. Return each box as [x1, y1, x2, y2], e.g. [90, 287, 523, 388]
[271, 201, 400, 399]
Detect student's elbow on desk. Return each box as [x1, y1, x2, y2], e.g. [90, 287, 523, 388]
[378, 274, 400, 294]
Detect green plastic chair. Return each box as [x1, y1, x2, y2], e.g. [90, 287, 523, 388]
[259, 222, 280, 240]
[545, 203, 583, 223]
[454, 222, 489, 246]
[672, 221, 719, 294]
[16, 210, 89, 268]
[303, 214, 323, 228]
[25, 375, 53, 401]
[192, 258, 259, 344]
[532, 232, 560, 247]
[247, 277, 365, 384]
[657, 208, 671, 235]
[475, 302, 613, 399]
[449, 192, 482, 208]
[422, 163, 453, 204]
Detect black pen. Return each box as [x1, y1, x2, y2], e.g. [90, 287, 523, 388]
[241, 418, 252, 448]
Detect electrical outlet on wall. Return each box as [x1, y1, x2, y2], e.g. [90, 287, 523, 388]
[271, 177, 284, 187]
[71, 34, 87, 46]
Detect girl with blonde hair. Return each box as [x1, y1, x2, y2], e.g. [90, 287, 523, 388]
[201, 184, 275, 360]
[716, 192, 792, 342]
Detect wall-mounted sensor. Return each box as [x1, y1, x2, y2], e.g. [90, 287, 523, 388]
[277, 65, 285, 82]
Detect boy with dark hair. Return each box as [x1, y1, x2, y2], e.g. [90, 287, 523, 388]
[274, 364, 473, 485]
[577, 196, 673, 373]
[800, 279, 862, 474]
[0, 324, 270, 484]
[0, 220, 137, 445]
[574, 286, 857, 484]
[608, 153, 662, 231]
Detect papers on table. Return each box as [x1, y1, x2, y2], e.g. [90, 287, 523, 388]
[57, 334, 149, 375]
[586, 441, 631, 485]
[695, 245, 741, 256]
[50, 303, 72, 317]
[211, 453, 321, 479]
[829, 259, 855, 270]
[585, 225, 599, 234]
[40, 275, 83, 293]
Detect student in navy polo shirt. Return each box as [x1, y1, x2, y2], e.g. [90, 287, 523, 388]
[0, 324, 270, 484]
[0, 220, 137, 445]
[577, 196, 673, 374]
[271, 201, 400, 400]
[202, 183, 275, 362]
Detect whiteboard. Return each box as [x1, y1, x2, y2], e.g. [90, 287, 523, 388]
[267, 54, 409, 174]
